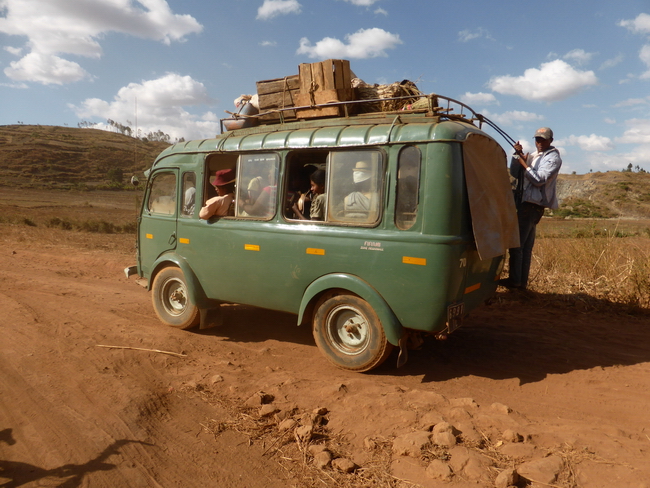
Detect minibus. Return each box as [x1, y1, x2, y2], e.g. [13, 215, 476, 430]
[126, 95, 519, 372]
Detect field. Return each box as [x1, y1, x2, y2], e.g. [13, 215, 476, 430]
[1, 188, 650, 488]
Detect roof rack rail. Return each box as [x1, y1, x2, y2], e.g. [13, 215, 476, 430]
[219, 92, 519, 155]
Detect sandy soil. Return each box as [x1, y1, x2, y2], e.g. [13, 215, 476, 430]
[1, 225, 649, 488]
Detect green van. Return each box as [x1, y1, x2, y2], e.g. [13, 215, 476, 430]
[125, 96, 519, 372]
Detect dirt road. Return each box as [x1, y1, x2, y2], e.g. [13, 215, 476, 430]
[1, 225, 649, 487]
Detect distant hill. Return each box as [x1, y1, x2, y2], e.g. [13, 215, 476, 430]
[0, 124, 170, 189]
[2, 124, 650, 218]
[556, 172, 650, 219]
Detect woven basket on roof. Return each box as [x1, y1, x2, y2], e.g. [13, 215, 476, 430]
[352, 79, 424, 113]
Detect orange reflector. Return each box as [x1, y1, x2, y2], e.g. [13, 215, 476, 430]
[464, 283, 481, 294]
[402, 256, 426, 266]
[179, 238, 190, 244]
[244, 244, 260, 251]
[306, 248, 325, 255]
[145, 233, 153, 239]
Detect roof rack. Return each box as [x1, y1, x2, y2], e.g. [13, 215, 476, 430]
[219, 92, 519, 154]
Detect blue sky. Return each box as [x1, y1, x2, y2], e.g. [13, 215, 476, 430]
[2, 0, 650, 174]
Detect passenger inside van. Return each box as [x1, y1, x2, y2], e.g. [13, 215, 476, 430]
[287, 164, 317, 219]
[291, 169, 327, 221]
[182, 172, 196, 217]
[241, 165, 276, 217]
[199, 168, 236, 219]
[343, 161, 379, 221]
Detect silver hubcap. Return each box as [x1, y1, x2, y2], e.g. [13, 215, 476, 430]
[326, 304, 369, 355]
[162, 278, 187, 316]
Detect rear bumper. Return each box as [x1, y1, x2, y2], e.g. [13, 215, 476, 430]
[124, 265, 138, 279]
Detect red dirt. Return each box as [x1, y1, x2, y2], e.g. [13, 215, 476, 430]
[1, 226, 649, 487]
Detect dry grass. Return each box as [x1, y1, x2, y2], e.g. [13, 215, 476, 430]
[529, 219, 650, 309]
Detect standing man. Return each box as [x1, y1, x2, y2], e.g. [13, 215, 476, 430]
[500, 127, 562, 290]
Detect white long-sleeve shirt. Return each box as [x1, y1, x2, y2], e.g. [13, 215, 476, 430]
[510, 147, 562, 209]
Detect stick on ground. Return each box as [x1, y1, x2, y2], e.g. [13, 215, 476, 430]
[96, 344, 187, 358]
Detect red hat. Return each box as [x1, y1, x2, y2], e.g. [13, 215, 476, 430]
[213, 168, 236, 186]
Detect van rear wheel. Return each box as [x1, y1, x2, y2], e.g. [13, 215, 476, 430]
[152, 267, 200, 329]
[313, 294, 393, 372]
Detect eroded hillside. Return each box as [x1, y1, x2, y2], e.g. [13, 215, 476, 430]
[0, 124, 170, 189]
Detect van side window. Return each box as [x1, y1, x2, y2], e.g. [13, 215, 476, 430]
[181, 172, 196, 217]
[236, 153, 280, 219]
[328, 151, 383, 225]
[147, 172, 177, 216]
[284, 151, 327, 221]
[395, 145, 421, 230]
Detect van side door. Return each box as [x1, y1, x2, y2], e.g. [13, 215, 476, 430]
[139, 169, 178, 277]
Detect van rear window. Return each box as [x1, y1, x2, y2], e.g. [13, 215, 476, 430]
[395, 145, 421, 230]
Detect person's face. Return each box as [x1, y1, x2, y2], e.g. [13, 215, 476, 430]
[216, 185, 228, 196]
[310, 180, 324, 195]
[535, 136, 552, 152]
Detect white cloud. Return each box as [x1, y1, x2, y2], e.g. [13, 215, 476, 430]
[481, 109, 544, 126]
[619, 14, 650, 79]
[297, 28, 402, 59]
[4, 52, 91, 85]
[600, 53, 624, 70]
[256, 0, 301, 20]
[0, 0, 202, 85]
[458, 27, 493, 43]
[70, 73, 219, 141]
[613, 97, 650, 108]
[374, 7, 388, 16]
[618, 13, 650, 35]
[559, 134, 614, 151]
[604, 118, 617, 124]
[341, 0, 381, 5]
[460, 92, 498, 105]
[488, 59, 598, 102]
[3, 46, 23, 56]
[563, 48, 595, 66]
[639, 44, 650, 79]
[260, 40, 277, 47]
[616, 118, 650, 144]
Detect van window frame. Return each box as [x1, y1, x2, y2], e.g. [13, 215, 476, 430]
[146, 171, 177, 216]
[395, 145, 421, 230]
[282, 148, 385, 228]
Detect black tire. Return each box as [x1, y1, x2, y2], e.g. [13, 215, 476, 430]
[151, 267, 200, 329]
[313, 293, 393, 372]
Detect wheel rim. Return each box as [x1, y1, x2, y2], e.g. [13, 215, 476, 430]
[325, 304, 370, 355]
[160, 277, 188, 317]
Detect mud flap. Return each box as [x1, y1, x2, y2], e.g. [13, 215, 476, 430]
[397, 332, 409, 368]
[199, 306, 223, 329]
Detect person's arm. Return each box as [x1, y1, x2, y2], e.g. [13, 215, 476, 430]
[199, 196, 220, 219]
[522, 150, 562, 187]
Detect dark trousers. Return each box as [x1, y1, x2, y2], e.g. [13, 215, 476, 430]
[508, 202, 545, 289]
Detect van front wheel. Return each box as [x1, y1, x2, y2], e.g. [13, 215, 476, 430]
[313, 294, 393, 372]
[152, 267, 200, 329]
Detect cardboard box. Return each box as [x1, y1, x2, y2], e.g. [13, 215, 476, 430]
[256, 74, 300, 123]
[295, 59, 354, 119]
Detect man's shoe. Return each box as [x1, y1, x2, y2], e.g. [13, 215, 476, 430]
[498, 278, 522, 290]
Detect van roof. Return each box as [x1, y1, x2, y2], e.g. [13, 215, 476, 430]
[156, 113, 490, 162]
